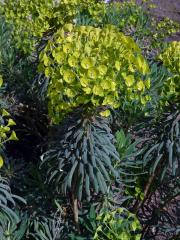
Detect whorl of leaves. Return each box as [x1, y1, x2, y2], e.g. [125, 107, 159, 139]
[0, 177, 25, 230]
[139, 108, 180, 181]
[41, 112, 119, 201]
[115, 129, 145, 194]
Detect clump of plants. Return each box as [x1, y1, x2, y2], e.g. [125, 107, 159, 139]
[0, 0, 106, 53]
[0, 0, 179, 239]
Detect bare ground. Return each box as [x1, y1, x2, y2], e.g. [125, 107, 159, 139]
[150, 0, 180, 23]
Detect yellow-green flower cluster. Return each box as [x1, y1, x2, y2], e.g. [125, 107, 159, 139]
[159, 41, 180, 105]
[0, 111, 18, 168]
[0, 76, 18, 168]
[0, 0, 105, 53]
[39, 24, 150, 123]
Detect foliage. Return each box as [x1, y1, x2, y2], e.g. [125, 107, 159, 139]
[41, 113, 119, 201]
[0, 16, 35, 100]
[0, 0, 179, 239]
[0, 78, 25, 240]
[159, 41, 180, 105]
[102, 0, 152, 30]
[0, 0, 106, 54]
[40, 23, 150, 123]
[100, 1, 179, 59]
[0, 211, 66, 240]
[143, 108, 180, 181]
[131, 106, 180, 239]
[69, 205, 97, 239]
[115, 129, 145, 200]
[0, 84, 18, 167]
[94, 207, 141, 240]
[0, 176, 25, 231]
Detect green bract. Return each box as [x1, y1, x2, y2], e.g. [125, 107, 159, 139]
[39, 24, 150, 123]
[159, 41, 180, 105]
[0, 0, 105, 53]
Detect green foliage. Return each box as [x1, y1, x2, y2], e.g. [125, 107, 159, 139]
[154, 18, 179, 43]
[147, 62, 170, 111]
[0, 109, 18, 144]
[0, 212, 65, 240]
[0, 177, 25, 236]
[0, 78, 25, 240]
[99, 1, 179, 59]
[131, 107, 180, 239]
[115, 129, 145, 200]
[0, 211, 27, 240]
[40, 23, 150, 123]
[0, 16, 34, 99]
[160, 41, 180, 75]
[41, 114, 119, 201]
[94, 207, 141, 240]
[69, 205, 97, 239]
[143, 109, 180, 180]
[102, 0, 151, 30]
[0, 0, 179, 239]
[0, 82, 18, 167]
[0, 0, 106, 53]
[159, 41, 180, 105]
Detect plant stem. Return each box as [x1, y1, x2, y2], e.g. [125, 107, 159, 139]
[72, 193, 80, 232]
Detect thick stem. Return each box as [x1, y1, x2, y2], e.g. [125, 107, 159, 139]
[71, 168, 80, 232]
[72, 193, 80, 232]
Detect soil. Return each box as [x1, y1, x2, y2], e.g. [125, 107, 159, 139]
[112, 0, 180, 22]
[113, 0, 180, 40]
[144, 0, 180, 41]
[150, 0, 180, 23]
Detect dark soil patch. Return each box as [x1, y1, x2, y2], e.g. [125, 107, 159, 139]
[150, 0, 180, 23]
[113, 0, 180, 40]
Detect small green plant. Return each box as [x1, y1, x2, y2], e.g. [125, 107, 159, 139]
[115, 129, 145, 200]
[94, 207, 141, 240]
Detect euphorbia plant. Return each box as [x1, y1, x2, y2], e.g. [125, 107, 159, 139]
[40, 23, 151, 227]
